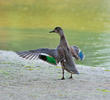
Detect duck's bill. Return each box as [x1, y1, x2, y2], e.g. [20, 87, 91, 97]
[49, 30, 55, 33]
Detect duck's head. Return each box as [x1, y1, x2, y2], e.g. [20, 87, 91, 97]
[49, 27, 63, 35]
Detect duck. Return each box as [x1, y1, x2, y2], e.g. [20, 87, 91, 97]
[17, 27, 84, 80]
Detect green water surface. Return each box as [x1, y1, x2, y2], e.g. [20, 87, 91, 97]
[0, 0, 110, 67]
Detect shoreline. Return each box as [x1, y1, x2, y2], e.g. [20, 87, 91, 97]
[0, 50, 110, 100]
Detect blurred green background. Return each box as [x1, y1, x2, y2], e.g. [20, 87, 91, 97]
[0, 0, 110, 67]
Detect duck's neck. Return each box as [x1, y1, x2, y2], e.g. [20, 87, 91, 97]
[59, 31, 68, 47]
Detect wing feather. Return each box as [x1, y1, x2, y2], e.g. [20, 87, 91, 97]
[16, 48, 58, 60]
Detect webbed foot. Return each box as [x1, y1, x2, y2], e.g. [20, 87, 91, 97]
[61, 77, 65, 80]
[69, 76, 73, 79]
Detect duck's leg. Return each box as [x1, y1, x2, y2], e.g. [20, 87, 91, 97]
[61, 67, 65, 80]
[69, 73, 73, 79]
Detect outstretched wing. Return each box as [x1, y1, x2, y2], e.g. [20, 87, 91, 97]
[16, 48, 58, 65]
[16, 46, 84, 65]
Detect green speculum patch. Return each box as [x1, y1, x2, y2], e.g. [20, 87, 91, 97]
[46, 56, 57, 65]
[39, 55, 57, 65]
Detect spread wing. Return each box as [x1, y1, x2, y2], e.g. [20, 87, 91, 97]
[16, 46, 84, 65]
[16, 48, 58, 60]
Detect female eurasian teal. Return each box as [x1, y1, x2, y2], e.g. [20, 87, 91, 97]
[17, 27, 84, 80]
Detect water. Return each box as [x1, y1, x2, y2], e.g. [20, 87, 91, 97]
[0, 0, 110, 67]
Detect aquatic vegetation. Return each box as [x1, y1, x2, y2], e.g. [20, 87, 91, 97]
[0, 62, 14, 64]
[24, 65, 35, 68]
[104, 70, 110, 71]
[56, 66, 61, 69]
[0, 70, 9, 75]
[97, 89, 110, 92]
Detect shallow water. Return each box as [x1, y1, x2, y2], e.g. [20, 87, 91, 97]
[0, 28, 110, 67]
[0, 0, 110, 67]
